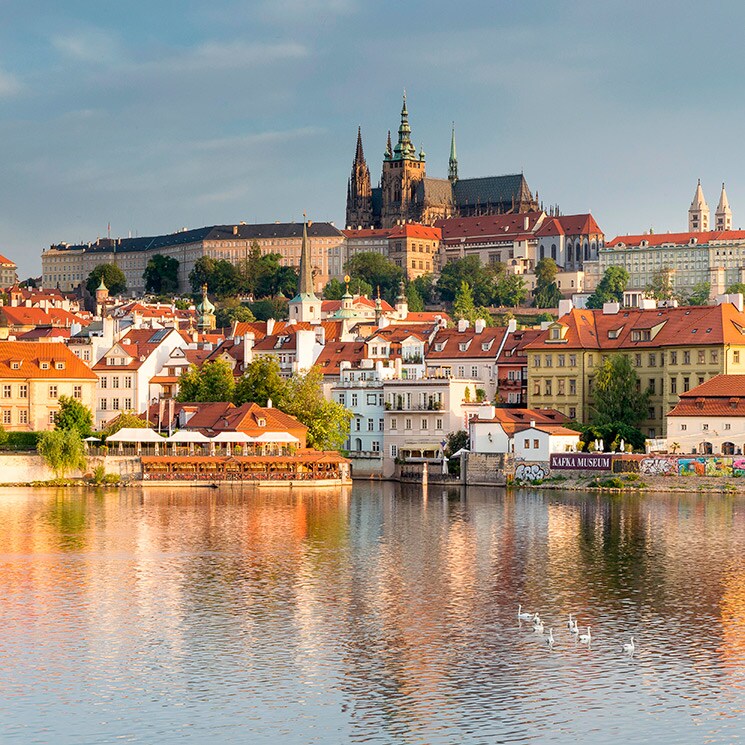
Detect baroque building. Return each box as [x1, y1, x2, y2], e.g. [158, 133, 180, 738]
[346, 94, 539, 229]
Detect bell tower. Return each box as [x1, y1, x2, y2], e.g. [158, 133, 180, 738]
[715, 183, 732, 231]
[380, 92, 426, 228]
[688, 179, 710, 232]
[345, 127, 374, 229]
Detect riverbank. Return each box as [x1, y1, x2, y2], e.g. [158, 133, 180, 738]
[515, 472, 745, 493]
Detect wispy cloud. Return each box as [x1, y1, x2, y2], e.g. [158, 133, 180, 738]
[257, 0, 357, 22]
[193, 127, 324, 151]
[156, 40, 308, 73]
[52, 27, 122, 65]
[0, 68, 21, 96]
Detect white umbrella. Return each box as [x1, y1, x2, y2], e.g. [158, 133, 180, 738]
[166, 430, 210, 443]
[84, 436, 101, 442]
[252, 432, 299, 444]
[211, 431, 254, 443]
[106, 428, 165, 443]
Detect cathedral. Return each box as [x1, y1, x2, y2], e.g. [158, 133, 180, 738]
[346, 94, 539, 229]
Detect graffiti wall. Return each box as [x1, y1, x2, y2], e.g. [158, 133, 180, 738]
[615, 455, 744, 477]
[639, 457, 677, 476]
[515, 463, 548, 482]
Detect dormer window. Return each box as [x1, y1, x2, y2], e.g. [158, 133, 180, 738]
[435, 343, 444, 352]
[630, 329, 652, 342]
[55, 361, 65, 370]
[40, 361, 50, 370]
[257, 418, 266, 427]
[459, 343, 468, 352]
[10, 360, 21, 370]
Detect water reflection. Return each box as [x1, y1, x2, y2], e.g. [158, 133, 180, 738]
[0, 484, 743, 743]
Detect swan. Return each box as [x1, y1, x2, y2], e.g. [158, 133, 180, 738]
[567, 613, 575, 630]
[533, 618, 545, 634]
[623, 636, 635, 654]
[579, 627, 592, 644]
[518, 604, 535, 621]
[545, 628, 554, 648]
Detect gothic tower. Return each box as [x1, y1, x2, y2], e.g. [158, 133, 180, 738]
[688, 179, 710, 232]
[345, 127, 374, 228]
[289, 218, 322, 323]
[448, 123, 458, 183]
[715, 183, 732, 231]
[380, 93, 426, 228]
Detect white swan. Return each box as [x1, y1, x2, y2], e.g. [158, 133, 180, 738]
[533, 618, 545, 634]
[570, 618, 579, 635]
[623, 636, 635, 654]
[579, 626, 592, 644]
[567, 613, 573, 629]
[545, 628, 554, 648]
[518, 604, 535, 621]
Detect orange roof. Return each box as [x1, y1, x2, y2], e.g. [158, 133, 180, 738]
[315, 342, 366, 375]
[387, 224, 442, 240]
[605, 229, 745, 249]
[526, 303, 745, 351]
[0, 253, 16, 267]
[437, 212, 544, 243]
[427, 327, 505, 359]
[668, 374, 745, 417]
[0, 342, 97, 379]
[535, 213, 602, 237]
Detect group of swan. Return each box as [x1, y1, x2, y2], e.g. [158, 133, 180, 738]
[518, 606, 634, 654]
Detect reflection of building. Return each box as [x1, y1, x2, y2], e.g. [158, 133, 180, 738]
[667, 374, 745, 454]
[526, 298, 745, 437]
[0, 341, 97, 430]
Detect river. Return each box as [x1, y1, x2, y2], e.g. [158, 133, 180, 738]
[0, 483, 743, 744]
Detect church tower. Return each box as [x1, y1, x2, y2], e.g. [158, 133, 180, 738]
[715, 183, 732, 231]
[380, 93, 426, 228]
[289, 218, 322, 323]
[688, 179, 710, 232]
[448, 123, 458, 183]
[345, 127, 374, 229]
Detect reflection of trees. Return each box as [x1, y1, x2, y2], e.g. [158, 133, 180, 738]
[43, 488, 97, 551]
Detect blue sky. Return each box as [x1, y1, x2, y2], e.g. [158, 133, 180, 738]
[1, 0, 744, 278]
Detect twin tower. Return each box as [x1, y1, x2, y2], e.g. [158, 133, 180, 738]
[688, 180, 732, 232]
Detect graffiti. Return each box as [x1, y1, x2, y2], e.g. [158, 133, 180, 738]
[705, 457, 733, 477]
[678, 457, 706, 476]
[639, 457, 676, 476]
[734, 459, 745, 476]
[515, 463, 547, 482]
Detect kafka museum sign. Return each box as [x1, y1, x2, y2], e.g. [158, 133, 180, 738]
[549, 453, 612, 471]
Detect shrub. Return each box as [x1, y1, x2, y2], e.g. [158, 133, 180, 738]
[2, 432, 42, 451]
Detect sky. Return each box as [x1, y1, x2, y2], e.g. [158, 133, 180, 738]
[1, 0, 744, 278]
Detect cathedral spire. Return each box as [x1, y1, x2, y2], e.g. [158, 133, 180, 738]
[393, 90, 415, 160]
[385, 130, 392, 160]
[688, 179, 710, 232]
[355, 125, 364, 163]
[346, 127, 373, 228]
[289, 215, 322, 322]
[298, 216, 316, 297]
[716, 182, 732, 231]
[448, 122, 458, 183]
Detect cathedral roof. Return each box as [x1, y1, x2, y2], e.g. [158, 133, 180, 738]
[414, 178, 453, 207]
[452, 174, 533, 209]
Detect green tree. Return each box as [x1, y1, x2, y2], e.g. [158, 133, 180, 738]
[238, 241, 264, 295]
[234, 356, 288, 407]
[143, 254, 180, 294]
[103, 412, 147, 437]
[406, 282, 425, 312]
[54, 395, 93, 437]
[250, 297, 289, 321]
[494, 273, 527, 307]
[532, 258, 562, 308]
[37, 429, 87, 478]
[586, 267, 629, 309]
[726, 282, 745, 295]
[188, 257, 241, 297]
[283, 367, 352, 450]
[683, 281, 711, 306]
[345, 252, 404, 303]
[437, 256, 495, 306]
[323, 278, 346, 300]
[86, 263, 127, 295]
[591, 353, 649, 427]
[452, 281, 491, 324]
[411, 273, 437, 305]
[645, 266, 675, 301]
[214, 298, 256, 329]
[177, 359, 235, 403]
[536, 311, 554, 323]
[444, 430, 469, 476]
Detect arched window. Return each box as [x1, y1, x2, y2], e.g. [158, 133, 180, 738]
[355, 438, 362, 451]
[722, 441, 736, 455]
[540, 245, 545, 259]
[699, 441, 713, 455]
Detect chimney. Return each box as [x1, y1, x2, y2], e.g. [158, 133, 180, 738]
[457, 319, 470, 332]
[530, 420, 536, 428]
[243, 331, 255, 365]
[602, 302, 621, 315]
[524, 216, 529, 231]
[266, 398, 272, 408]
[266, 318, 275, 336]
[558, 299, 573, 318]
[507, 318, 517, 333]
[233, 225, 239, 235]
[474, 318, 486, 334]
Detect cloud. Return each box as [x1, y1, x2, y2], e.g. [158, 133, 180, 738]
[0, 68, 20, 96]
[193, 127, 324, 151]
[52, 27, 122, 65]
[157, 40, 308, 73]
[258, 0, 356, 21]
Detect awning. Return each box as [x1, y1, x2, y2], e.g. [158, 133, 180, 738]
[211, 431, 255, 443]
[84, 436, 101, 442]
[252, 432, 300, 444]
[401, 443, 441, 451]
[106, 428, 166, 443]
[166, 430, 211, 443]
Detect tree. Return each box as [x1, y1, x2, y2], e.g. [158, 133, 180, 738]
[144, 254, 180, 294]
[683, 281, 711, 306]
[177, 359, 235, 403]
[580, 422, 646, 453]
[188, 257, 241, 297]
[536, 312, 555, 323]
[444, 430, 469, 476]
[282, 367, 351, 450]
[411, 273, 437, 305]
[345, 252, 404, 303]
[532, 258, 562, 308]
[234, 356, 288, 407]
[237, 241, 264, 295]
[86, 264, 127, 296]
[250, 297, 289, 321]
[37, 429, 87, 478]
[645, 267, 675, 301]
[726, 282, 745, 295]
[494, 273, 527, 307]
[437, 256, 495, 306]
[323, 278, 346, 300]
[406, 282, 424, 312]
[103, 412, 147, 437]
[452, 281, 491, 324]
[586, 267, 629, 309]
[54, 395, 93, 437]
[214, 298, 256, 329]
[591, 353, 649, 427]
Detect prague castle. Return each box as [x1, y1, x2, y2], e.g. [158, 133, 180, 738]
[346, 94, 539, 229]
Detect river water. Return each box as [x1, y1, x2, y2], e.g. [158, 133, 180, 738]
[0, 483, 744, 744]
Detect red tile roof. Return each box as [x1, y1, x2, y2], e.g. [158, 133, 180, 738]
[605, 229, 745, 249]
[387, 224, 442, 240]
[0, 253, 16, 267]
[0, 342, 97, 379]
[427, 327, 505, 359]
[314, 342, 366, 375]
[436, 212, 544, 243]
[668, 374, 745, 417]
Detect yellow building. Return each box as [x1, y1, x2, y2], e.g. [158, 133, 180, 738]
[525, 301, 745, 437]
[0, 342, 98, 431]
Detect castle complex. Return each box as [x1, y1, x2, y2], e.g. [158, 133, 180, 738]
[346, 94, 539, 229]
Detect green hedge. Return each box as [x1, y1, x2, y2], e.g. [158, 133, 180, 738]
[1, 432, 43, 451]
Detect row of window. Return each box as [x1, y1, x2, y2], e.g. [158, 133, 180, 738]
[99, 398, 132, 411]
[352, 418, 385, 432]
[100, 376, 133, 389]
[1, 409, 29, 425]
[533, 379, 578, 397]
[533, 349, 726, 368]
[679, 423, 732, 432]
[390, 417, 444, 431]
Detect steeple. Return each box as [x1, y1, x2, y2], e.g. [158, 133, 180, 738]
[385, 130, 392, 160]
[688, 179, 710, 232]
[345, 127, 373, 228]
[289, 216, 322, 323]
[716, 182, 732, 231]
[448, 122, 458, 183]
[197, 284, 216, 331]
[393, 91, 416, 161]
